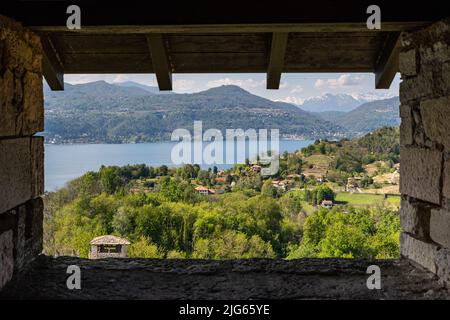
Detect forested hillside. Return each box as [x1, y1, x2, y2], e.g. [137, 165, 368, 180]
[44, 81, 346, 143]
[315, 97, 400, 136]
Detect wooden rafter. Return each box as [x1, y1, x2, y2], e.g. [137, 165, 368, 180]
[375, 32, 401, 89]
[41, 35, 64, 91]
[267, 32, 288, 89]
[146, 34, 172, 91]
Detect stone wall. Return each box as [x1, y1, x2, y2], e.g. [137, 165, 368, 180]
[399, 18, 450, 285]
[0, 16, 44, 290]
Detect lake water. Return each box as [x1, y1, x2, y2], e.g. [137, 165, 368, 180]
[45, 140, 313, 191]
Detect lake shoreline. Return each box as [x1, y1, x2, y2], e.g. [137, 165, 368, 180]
[44, 140, 314, 191]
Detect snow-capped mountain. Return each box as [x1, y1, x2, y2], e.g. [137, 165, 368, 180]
[292, 92, 396, 113]
[297, 93, 367, 112]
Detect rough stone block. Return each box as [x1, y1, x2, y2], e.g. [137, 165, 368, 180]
[400, 147, 442, 204]
[435, 248, 450, 286]
[0, 16, 43, 137]
[0, 70, 43, 137]
[400, 199, 431, 240]
[399, 104, 411, 118]
[31, 136, 44, 197]
[400, 232, 439, 274]
[13, 205, 27, 270]
[0, 16, 42, 73]
[400, 116, 413, 146]
[430, 208, 450, 248]
[0, 137, 31, 213]
[443, 159, 450, 200]
[443, 62, 450, 92]
[0, 230, 14, 289]
[22, 72, 44, 135]
[399, 49, 417, 76]
[400, 69, 434, 104]
[421, 96, 450, 151]
[421, 41, 450, 65]
[0, 69, 16, 136]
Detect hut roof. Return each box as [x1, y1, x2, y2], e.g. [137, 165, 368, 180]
[90, 235, 130, 245]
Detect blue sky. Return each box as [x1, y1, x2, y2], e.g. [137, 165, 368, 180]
[64, 72, 400, 104]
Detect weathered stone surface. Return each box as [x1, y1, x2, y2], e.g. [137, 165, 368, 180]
[430, 208, 450, 248]
[0, 69, 16, 136]
[400, 232, 439, 274]
[421, 96, 450, 151]
[22, 72, 44, 135]
[0, 138, 32, 213]
[400, 147, 442, 204]
[399, 104, 412, 118]
[436, 248, 450, 286]
[444, 159, 450, 200]
[1, 256, 449, 299]
[0, 15, 43, 137]
[0, 15, 42, 73]
[0, 70, 43, 137]
[0, 230, 14, 289]
[12, 205, 27, 271]
[421, 41, 450, 65]
[399, 49, 417, 76]
[400, 199, 431, 240]
[400, 69, 434, 104]
[31, 136, 44, 197]
[443, 62, 450, 91]
[400, 114, 414, 146]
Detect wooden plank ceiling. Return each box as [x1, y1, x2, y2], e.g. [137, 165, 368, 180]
[4, 1, 449, 91]
[38, 31, 401, 90]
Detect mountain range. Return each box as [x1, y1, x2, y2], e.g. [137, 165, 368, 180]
[314, 96, 401, 136]
[43, 81, 400, 144]
[297, 93, 366, 112]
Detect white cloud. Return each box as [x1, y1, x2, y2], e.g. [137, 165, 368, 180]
[276, 96, 305, 105]
[314, 74, 365, 89]
[279, 81, 288, 89]
[290, 85, 304, 94]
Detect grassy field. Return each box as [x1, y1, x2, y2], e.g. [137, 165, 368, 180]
[335, 192, 400, 208]
[304, 154, 333, 168]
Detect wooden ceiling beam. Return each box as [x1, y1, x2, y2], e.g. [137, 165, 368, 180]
[267, 32, 288, 89]
[41, 35, 64, 90]
[375, 32, 401, 89]
[28, 22, 430, 34]
[147, 34, 172, 91]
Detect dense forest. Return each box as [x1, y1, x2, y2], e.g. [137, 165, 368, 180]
[43, 127, 401, 259]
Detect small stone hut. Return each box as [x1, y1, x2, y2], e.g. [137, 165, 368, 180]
[89, 235, 130, 259]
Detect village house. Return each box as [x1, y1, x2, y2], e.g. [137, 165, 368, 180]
[271, 180, 289, 191]
[89, 235, 130, 259]
[195, 186, 210, 195]
[195, 186, 224, 195]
